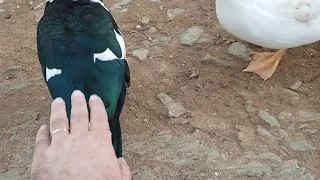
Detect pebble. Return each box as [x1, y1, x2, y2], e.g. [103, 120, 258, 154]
[9, 134, 16, 143]
[33, 2, 44, 10]
[288, 140, 317, 151]
[259, 110, 280, 128]
[110, 0, 133, 11]
[278, 128, 289, 140]
[202, 54, 231, 67]
[258, 152, 282, 163]
[148, 26, 157, 34]
[235, 162, 271, 177]
[150, 0, 161, 3]
[157, 93, 187, 118]
[180, 26, 203, 45]
[189, 70, 199, 78]
[278, 111, 292, 121]
[272, 160, 315, 180]
[151, 36, 172, 46]
[290, 80, 303, 90]
[0, 0, 3, 3]
[280, 89, 300, 105]
[132, 49, 150, 61]
[0, 9, 4, 13]
[296, 110, 320, 123]
[257, 125, 272, 137]
[228, 42, 252, 61]
[167, 8, 185, 20]
[139, 16, 150, 25]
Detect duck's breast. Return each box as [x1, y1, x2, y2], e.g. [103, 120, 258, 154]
[216, 0, 320, 49]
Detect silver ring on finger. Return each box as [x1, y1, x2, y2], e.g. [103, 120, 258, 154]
[51, 128, 69, 138]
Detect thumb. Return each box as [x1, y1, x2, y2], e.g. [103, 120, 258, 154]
[118, 158, 131, 180]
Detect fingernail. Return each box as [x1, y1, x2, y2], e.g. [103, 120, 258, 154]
[72, 90, 83, 97]
[40, 124, 48, 130]
[53, 97, 64, 103]
[118, 157, 127, 164]
[89, 94, 99, 102]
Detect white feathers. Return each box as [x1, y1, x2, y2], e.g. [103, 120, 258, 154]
[216, 0, 320, 49]
[93, 30, 126, 63]
[47, 0, 54, 2]
[46, 67, 62, 81]
[90, 0, 110, 11]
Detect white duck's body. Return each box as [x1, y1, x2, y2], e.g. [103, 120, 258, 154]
[216, 0, 320, 49]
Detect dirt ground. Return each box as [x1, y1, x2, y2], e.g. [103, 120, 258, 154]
[0, 0, 319, 179]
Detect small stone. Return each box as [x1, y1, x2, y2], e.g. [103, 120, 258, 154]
[189, 70, 199, 78]
[290, 80, 303, 90]
[32, 113, 40, 121]
[259, 110, 280, 128]
[119, 8, 128, 13]
[228, 42, 252, 61]
[278, 128, 289, 140]
[0, 0, 3, 3]
[258, 152, 282, 163]
[136, 25, 142, 29]
[33, 2, 44, 10]
[157, 93, 187, 118]
[280, 89, 300, 105]
[202, 54, 231, 67]
[9, 134, 16, 143]
[288, 140, 317, 151]
[272, 160, 315, 180]
[167, 8, 185, 20]
[180, 26, 203, 45]
[132, 49, 150, 61]
[151, 36, 172, 46]
[139, 16, 150, 25]
[278, 111, 292, 121]
[29, 1, 33, 5]
[0, 9, 4, 13]
[257, 125, 272, 137]
[6, 65, 24, 71]
[235, 162, 271, 177]
[148, 26, 157, 34]
[296, 110, 320, 123]
[110, 0, 133, 12]
[150, 0, 161, 3]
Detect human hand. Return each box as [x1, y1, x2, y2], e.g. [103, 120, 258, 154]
[31, 90, 131, 180]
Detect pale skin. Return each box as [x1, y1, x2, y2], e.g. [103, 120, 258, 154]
[31, 90, 131, 180]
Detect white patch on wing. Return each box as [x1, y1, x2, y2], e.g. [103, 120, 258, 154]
[115, 29, 126, 59]
[46, 67, 62, 81]
[93, 30, 126, 63]
[90, 0, 110, 11]
[46, 0, 54, 3]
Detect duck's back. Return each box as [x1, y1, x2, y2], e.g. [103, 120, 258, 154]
[216, 0, 320, 49]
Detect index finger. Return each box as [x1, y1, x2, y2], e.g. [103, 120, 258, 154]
[89, 95, 110, 135]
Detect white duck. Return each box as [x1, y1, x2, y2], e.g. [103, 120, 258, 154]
[216, 0, 320, 80]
